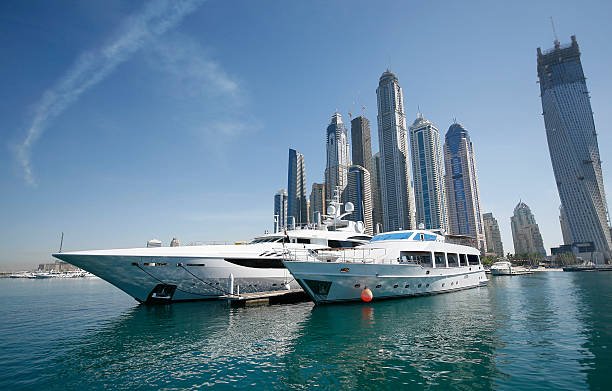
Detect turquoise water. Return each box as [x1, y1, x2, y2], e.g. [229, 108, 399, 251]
[0, 273, 610, 390]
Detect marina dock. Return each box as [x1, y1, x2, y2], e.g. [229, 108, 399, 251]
[226, 289, 310, 308]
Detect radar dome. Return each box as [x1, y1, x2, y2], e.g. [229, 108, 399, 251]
[327, 205, 336, 216]
[345, 202, 354, 213]
[356, 221, 365, 233]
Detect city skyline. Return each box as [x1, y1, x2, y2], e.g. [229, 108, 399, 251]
[1, 1, 612, 269]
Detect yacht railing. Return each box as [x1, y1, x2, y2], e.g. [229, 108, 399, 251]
[279, 247, 389, 264]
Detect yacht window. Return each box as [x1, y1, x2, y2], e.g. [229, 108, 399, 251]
[399, 251, 432, 267]
[460, 254, 468, 266]
[328, 240, 356, 248]
[296, 238, 311, 244]
[251, 237, 283, 243]
[434, 252, 445, 267]
[348, 235, 372, 241]
[447, 253, 459, 267]
[467, 254, 480, 265]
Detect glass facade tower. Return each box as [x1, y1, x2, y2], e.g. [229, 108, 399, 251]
[537, 35, 611, 263]
[325, 112, 351, 205]
[443, 122, 486, 252]
[376, 70, 415, 231]
[409, 114, 447, 231]
[350, 115, 377, 233]
[483, 212, 504, 258]
[309, 183, 326, 225]
[511, 201, 546, 257]
[371, 152, 384, 233]
[346, 165, 373, 235]
[287, 148, 308, 227]
[273, 189, 288, 233]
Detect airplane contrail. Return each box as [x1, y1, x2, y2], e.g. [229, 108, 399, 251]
[16, 0, 204, 186]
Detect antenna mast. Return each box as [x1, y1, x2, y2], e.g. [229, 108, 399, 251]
[550, 17, 560, 47]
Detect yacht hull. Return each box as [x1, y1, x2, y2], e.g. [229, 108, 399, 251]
[53, 253, 299, 303]
[284, 261, 488, 304]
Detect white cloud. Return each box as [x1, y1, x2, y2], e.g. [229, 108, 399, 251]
[15, 0, 205, 186]
[150, 35, 240, 99]
[146, 34, 260, 159]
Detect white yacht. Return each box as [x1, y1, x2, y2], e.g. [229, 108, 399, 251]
[52, 196, 370, 303]
[490, 261, 513, 275]
[490, 261, 533, 276]
[282, 229, 488, 304]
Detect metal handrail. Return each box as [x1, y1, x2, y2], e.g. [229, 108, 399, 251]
[279, 247, 388, 264]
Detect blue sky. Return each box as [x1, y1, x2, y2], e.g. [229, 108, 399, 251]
[1, 0, 611, 270]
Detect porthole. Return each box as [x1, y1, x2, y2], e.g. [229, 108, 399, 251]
[426, 270, 430, 275]
[426, 283, 430, 288]
[405, 284, 410, 288]
[354, 283, 361, 288]
[418, 283, 422, 288]
[375, 284, 382, 288]
[442, 283, 445, 287]
[393, 284, 399, 288]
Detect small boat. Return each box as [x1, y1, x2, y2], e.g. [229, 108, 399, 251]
[28, 272, 53, 279]
[490, 261, 533, 276]
[563, 264, 612, 272]
[282, 229, 488, 304]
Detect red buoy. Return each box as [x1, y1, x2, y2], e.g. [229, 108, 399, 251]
[361, 288, 373, 302]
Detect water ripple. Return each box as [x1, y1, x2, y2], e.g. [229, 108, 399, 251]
[1, 273, 611, 389]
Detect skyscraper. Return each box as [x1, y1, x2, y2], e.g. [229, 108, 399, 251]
[371, 152, 384, 233]
[483, 212, 504, 258]
[309, 183, 326, 225]
[346, 165, 373, 235]
[287, 148, 308, 227]
[409, 114, 447, 231]
[350, 116, 373, 172]
[511, 201, 546, 257]
[351, 115, 378, 232]
[537, 35, 612, 263]
[325, 112, 351, 204]
[273, 189, 288, 232]
[376, 70, 415, 231]
[443, 122, 486, 252]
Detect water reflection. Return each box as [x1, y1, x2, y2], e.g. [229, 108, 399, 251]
[283, 287, 500, 389]
[45, 301, 313, 389]
[571, 272, 612, 390]
[490, 273, 592, 390]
